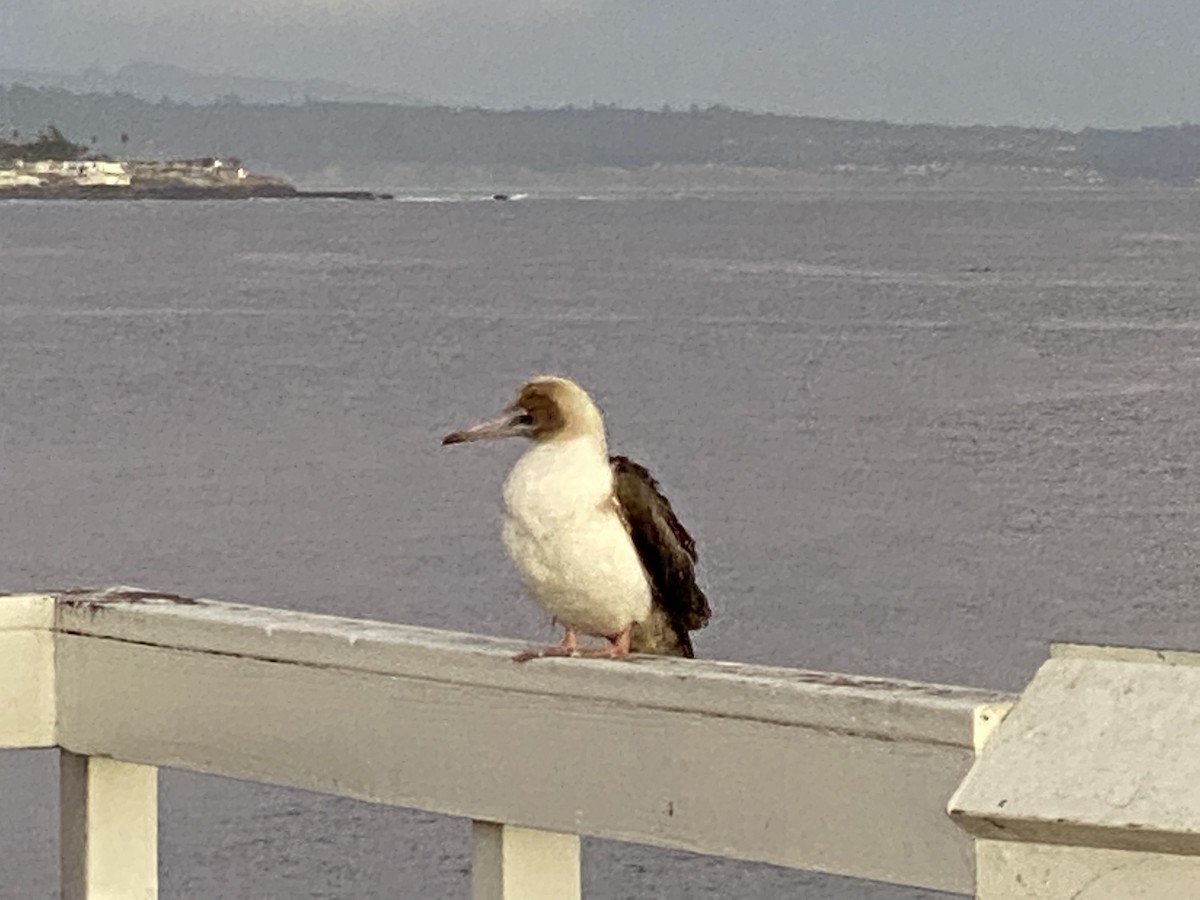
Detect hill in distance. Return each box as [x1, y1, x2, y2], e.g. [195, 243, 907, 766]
[0, 61, 429, 108]
[3, 76, 1200, 191]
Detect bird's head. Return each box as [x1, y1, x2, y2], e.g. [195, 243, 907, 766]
[442, 376, 605, 447]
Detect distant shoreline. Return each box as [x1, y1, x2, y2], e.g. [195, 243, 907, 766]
[0, 184, 391, 201]
[0, 152, 394, 200]
[9, 83, 1200, 185]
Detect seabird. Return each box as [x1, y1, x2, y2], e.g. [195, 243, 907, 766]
[442, 376, 711, 662]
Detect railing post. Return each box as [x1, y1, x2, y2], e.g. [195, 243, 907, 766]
[60, 751, 158, 900]
[0, 593, 55, 749]
[471, 821, 581, 900]
[950, 646, 1200, 899]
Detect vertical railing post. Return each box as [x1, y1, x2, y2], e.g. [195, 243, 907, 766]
[0, 593, 55, 750]
[952, 649, 1200, 898]
[471, 821, 581, 900]
[60, 751, 158, 900]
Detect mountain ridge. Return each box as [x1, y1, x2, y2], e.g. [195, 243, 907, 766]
[0, 62, 429, 108]
[2, 80, 1199, 187]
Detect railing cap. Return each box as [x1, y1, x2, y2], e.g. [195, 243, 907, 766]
[51, 585, 1010, 748]
[950, 646, 1200, 855]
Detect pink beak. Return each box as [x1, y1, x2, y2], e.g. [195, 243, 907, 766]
[442, 406, 531, 445]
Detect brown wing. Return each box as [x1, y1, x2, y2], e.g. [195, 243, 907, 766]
[610, 455, 712, 658]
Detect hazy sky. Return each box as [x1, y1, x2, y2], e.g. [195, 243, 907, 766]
[3, 0, 1199, 128]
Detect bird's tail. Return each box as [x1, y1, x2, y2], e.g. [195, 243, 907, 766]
[630, 604, 696, 658]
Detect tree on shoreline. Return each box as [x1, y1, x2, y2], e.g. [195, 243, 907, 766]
[0, 125, 88, 162]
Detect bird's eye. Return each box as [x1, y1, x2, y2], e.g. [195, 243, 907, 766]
[516, 413, 534, 426]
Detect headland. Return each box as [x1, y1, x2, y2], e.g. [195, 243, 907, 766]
[0, 131, 389, 200]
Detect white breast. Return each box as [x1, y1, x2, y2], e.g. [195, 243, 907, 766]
[501, 437, 652, 638]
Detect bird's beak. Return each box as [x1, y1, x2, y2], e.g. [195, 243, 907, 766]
[442, 405, 530, 445]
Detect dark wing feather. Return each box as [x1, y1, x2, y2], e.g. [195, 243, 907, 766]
[610, 455, 712, 658]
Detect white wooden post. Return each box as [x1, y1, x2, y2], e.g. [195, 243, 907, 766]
[0, 593, 55, 748]
[60, 751, 158, 900]
[950, 644, 1200, 899]
[471, 821, 581, 900]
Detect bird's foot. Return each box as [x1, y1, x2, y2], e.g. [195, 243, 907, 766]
[512, 644, 631, 662]
[513, 627, 578, 663]
[513, 645, 577, 663]
[511, 627, 632, 663]
[573, 644, 630, 660]
[607, 627, 632, 659]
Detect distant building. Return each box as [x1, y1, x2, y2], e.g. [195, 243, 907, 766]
[0, 157, 248, 189]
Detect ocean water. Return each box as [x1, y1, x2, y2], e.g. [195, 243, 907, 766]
[3, 189, 1200, 897]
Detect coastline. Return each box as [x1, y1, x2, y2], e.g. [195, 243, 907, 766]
[0, 183, 391, 200]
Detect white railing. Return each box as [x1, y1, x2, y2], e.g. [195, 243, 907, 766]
[3, 587, 1198, 899]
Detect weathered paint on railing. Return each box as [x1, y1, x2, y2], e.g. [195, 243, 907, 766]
[46, 586, 1002, 893]
[18, 588, 1200, 899]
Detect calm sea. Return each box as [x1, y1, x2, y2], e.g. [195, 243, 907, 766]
[3, 189, 1200, 898]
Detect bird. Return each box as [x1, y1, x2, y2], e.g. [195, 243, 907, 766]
[442, 376, 711, 662]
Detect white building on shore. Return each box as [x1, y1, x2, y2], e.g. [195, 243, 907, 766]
[0, 157, 249, 189]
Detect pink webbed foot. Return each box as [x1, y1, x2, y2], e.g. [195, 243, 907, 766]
[513, 626, 578, 663]
[513, 646, 575, 662]
[574, 627, 632, 659]
[514, 626, 632, 663]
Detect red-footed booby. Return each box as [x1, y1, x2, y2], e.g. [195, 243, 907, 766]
[442, 376, 711, 662]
